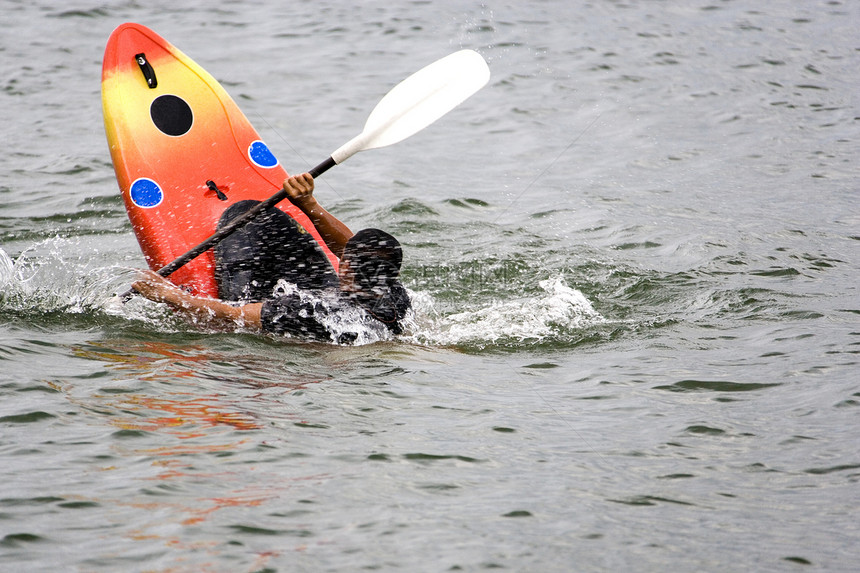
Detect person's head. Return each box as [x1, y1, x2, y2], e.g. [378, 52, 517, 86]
[338, 229, 402, 296]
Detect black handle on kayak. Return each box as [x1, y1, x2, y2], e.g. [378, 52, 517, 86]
[120, 156, 337, 301]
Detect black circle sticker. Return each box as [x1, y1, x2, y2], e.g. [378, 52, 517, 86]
[150, 94, 193, 136]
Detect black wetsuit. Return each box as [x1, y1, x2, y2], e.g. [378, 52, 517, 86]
[214, 200, 410, 343]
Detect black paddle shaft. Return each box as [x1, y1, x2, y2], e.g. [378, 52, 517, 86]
[121, 156, 336, 300]
[155, 156, 336, 278]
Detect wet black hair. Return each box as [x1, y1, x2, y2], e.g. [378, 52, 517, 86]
[342, 228, 403, 293]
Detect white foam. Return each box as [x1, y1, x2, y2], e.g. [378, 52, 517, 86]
[406, 276, 605, 346]
[0, 238, 138, 317]
[0, 247, 15, 291]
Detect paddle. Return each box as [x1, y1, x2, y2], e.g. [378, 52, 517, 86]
[124, 49, 489, 298]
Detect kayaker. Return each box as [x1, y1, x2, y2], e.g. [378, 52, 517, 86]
[132, 173, 411, 343]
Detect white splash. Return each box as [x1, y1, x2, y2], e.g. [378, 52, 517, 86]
[0, 247, 15, 290]
[3, 244, 604, 347]
[0, 239, 135, 316]
[407, 276, 605, 346]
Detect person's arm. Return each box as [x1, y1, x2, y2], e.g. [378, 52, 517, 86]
[283, 173, 353, 259]
[132, 271, 262, 329]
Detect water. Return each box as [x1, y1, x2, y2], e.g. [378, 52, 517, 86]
[1, 0, 859, 571]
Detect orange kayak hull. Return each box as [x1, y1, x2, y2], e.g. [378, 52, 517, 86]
[102, 22, 338, 297]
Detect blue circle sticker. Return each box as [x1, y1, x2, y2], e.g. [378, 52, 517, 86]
[248, 140, 279, 168]
[129, 178, 163, 208]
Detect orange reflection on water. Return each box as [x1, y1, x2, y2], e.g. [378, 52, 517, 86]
[113, 394, 261, 436]
[63, 339, 326, 570]
[73, 340, 212, 380]
[74, 338, 323, 392]
[180, 492, 269, 526]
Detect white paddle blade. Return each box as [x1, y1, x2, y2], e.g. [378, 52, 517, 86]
[331, 50, 490, 164]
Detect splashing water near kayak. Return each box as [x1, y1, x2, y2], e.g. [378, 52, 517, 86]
[407, 276, 606, 348]
[2, 242, 604, 348]
[0, 239, 153, 324]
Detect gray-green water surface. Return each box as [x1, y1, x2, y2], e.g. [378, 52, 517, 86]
[1, 1, 858, 571]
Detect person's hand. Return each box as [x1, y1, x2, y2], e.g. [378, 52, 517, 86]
[132, 270, 180, 304]
[283, 173, 315, 208]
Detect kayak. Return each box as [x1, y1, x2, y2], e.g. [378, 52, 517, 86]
[101, 22, 338, 297]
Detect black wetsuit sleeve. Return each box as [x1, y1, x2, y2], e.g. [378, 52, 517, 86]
[359, 282, 411, 335]
[260, 293, 335, 342]
[260, 285, 410, 343]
